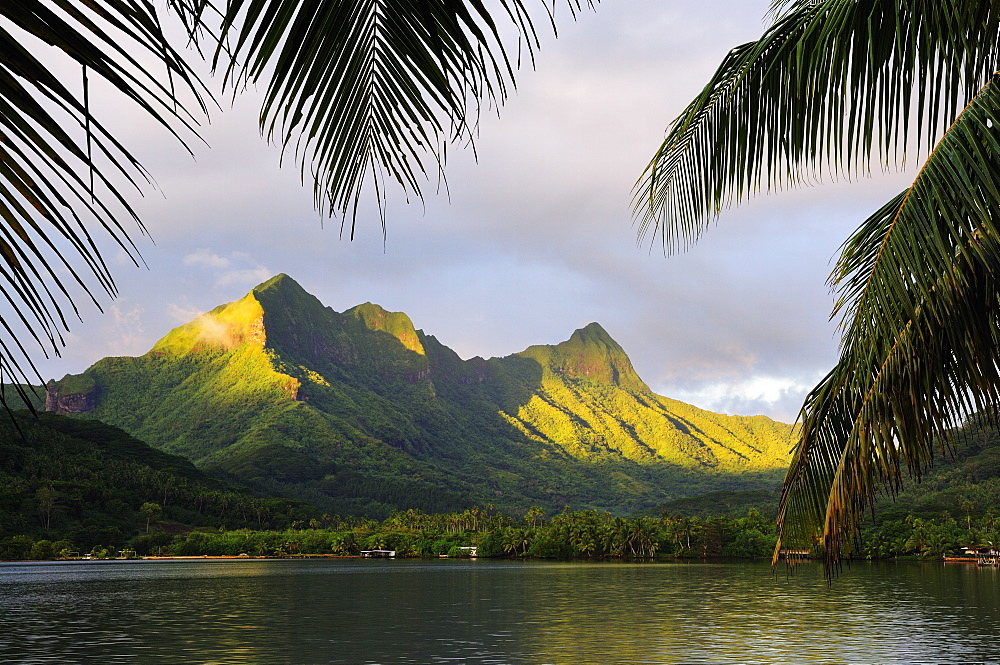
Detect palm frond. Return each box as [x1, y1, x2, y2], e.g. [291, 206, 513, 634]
[636, 0, 1000, 252]
[0, 1, 204, 399]
[206, 0, 593, 234]
[775, 73, 1000, 571]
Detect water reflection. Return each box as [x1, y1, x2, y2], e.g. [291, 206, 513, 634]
[511, 561, 1000, 664]
[2, 559, 1000, 663]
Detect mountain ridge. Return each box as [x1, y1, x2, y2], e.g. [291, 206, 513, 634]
[46, 274, 796, 516]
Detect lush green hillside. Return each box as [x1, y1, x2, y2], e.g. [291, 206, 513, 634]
[645, 417, 1000, 559]
[1, 384, 46, 412]
[850, 417, 1000, 558]
[46, 274, 797, 516]
[0, 412, 319, 558]
[870, 417, 1000, 521]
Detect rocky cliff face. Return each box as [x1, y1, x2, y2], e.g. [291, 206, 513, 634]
[45, 380, 97, 414]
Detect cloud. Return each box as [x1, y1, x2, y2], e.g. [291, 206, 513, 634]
[167, 302, 206, 324]
[188, 313, 235, 348]
[181, 249, 273, 290]
[183, 249, 231, 268]
[216, 266, 274, 288]
[665, 374, 822, 422]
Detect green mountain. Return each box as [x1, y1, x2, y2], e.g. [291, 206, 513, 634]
[45, 274, 796, 516]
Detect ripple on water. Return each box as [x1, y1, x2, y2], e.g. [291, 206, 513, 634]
[2, 559, 1000, 663]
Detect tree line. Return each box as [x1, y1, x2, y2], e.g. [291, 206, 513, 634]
[2, 505, 775, 560]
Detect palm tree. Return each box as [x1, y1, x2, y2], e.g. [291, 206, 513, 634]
[0, 0, 588, 402]
[635, 0, 1000, 570]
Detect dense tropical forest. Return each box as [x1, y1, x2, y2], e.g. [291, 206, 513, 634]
[0, 412, 322, 559]
[3, 409, 1000, 561]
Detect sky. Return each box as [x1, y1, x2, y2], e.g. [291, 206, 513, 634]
[25, 0, 918, 422]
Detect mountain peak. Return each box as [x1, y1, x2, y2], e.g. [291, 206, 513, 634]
[519, 323, 649, 392]
[250, 272, 331, 316]
[568, 322, 616, 347]
[149, 274, 316, 356]
[151, 292, 266, 354]
[252, 273, 306, 298]
[346, 302, 424, 355]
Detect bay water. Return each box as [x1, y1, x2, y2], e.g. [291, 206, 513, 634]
[2, 558, 998, 664]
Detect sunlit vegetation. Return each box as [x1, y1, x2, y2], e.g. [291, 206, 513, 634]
[46, 275, 796, 516]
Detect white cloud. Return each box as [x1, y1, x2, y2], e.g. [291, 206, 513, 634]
[167, 302, 206, 324]
[216, 266, 274, 288]
[664, 374, 823, 422]
[183, 249, 232, 268]
[180, 249, 273, 290]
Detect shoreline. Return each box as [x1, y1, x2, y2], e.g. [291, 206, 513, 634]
[3, 554, 990, 565]
[0, 554, 355, 563]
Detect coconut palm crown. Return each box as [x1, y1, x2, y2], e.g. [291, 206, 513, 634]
[636, 0, 1000, 570]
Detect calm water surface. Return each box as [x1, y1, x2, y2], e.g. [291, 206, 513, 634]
[1, 558, 998, 664]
